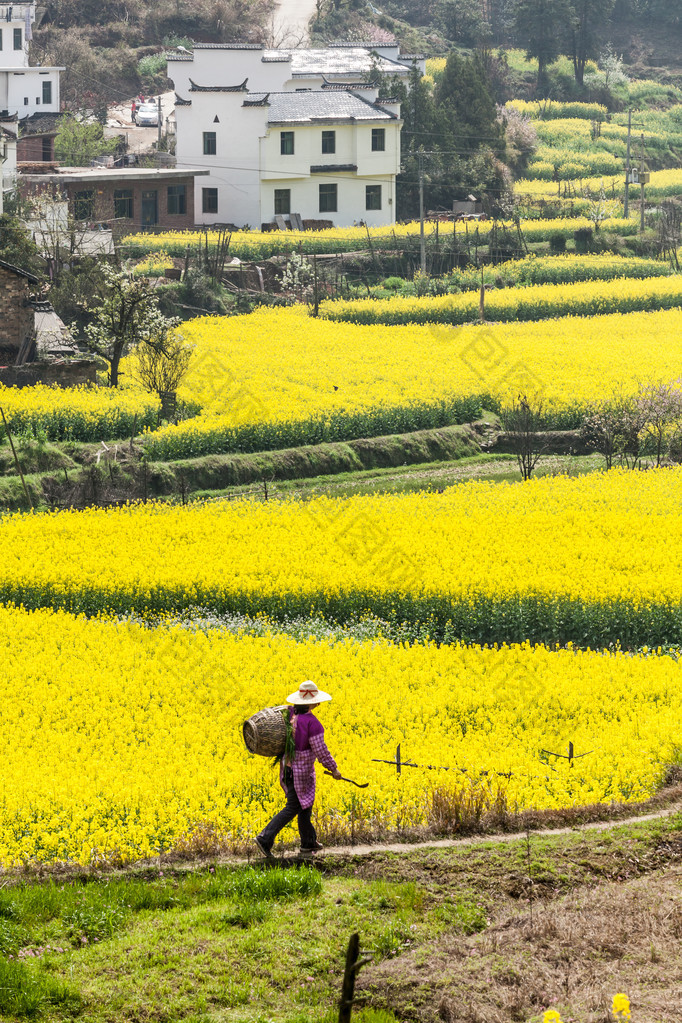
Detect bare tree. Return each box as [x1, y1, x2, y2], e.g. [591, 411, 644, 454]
[501, 393, 547, 480]
[637, 380, 682, 467]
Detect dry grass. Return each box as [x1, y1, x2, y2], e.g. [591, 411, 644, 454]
[363, 867, 682, 1022]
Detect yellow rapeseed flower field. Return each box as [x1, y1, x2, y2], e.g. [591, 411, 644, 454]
[516, 167, 682, 200]
[119, 215, 635, 260]
[319, 274, 682, 327]
[0, 603, 680, 866]
[2, 470, 682, 645]
[0, 382, 160, 441]
[143, 305, 682, 457]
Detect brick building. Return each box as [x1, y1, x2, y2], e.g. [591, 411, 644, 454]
[16, 111, 59, 165]
[0, 259, 38, 365]
[21, 166, 209, 232]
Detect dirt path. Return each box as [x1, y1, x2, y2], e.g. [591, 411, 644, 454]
[315, 801, 682, 859]
[271, 0, 317, 45]
[228, 795, 682, 867]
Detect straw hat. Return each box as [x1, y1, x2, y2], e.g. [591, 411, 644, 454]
[287, 680, 332, 706]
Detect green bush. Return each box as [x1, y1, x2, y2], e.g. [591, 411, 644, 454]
[574, 227, 594, 252]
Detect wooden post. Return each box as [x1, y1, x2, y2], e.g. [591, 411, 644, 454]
[312, 253, 319, 317]
[396, 743, 401, 776]
[338, 933, 360, 1023]
[338, 933, 372, 1023]
[568, 741, 574, 767]
[0, 407, 33, 510]
[263, 478, 268, 502]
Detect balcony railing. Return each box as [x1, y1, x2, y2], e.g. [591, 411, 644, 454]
[0, 6, 34, 22]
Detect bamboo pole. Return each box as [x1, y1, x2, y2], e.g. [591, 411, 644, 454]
[0, 407, 33, 510]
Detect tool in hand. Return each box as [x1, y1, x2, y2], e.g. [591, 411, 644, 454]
[325, 770, 369, 788]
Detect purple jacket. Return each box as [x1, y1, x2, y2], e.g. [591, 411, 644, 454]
[280, 712, 338, 809]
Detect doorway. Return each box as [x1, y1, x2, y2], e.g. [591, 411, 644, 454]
[141, 190, 158, 228]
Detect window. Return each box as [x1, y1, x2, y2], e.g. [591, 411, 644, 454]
[274, 189, 290, 215]
[371, 127, 386, 152]
[280, 131, 294, 155]
[114, 189, 134, 220]
[41, 136, 52, 161]
[73, 190, 95, 221]
[321, 130, 335, 155]
[168, 185, 187, 215]
[319, 183, 337, 213]
[14, 28, 22, 50]
[202, 187, 218, 214]
[23, 97, 28, 106]
[0, 29, 3, 50]
[202, 131, 216, 156]
[365, 185, 382, 211]
[42, 81, 52, 105]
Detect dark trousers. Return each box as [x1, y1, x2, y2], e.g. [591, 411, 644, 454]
[258, 768, 317, 850]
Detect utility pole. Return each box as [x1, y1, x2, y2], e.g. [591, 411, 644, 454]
[418, 151, 426, 275]
[624, 107, 631, 219]
[157, 95, 162, 152]
[639, 133, 645, 234]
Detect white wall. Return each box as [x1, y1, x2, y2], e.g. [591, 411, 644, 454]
[260, 173, 395, 227]
[170, 47, 412, 98]
[0, 131, 17, 213]
[175, 91, 264, 227]
[0, 5, 34, 70]
[0, 5, 61, 118]
[4, 68, 60, 117]
[177, 99, 401, 227]
[171, 48, 289, 98]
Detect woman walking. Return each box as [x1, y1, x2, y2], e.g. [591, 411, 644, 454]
[256, 680, 341, 857]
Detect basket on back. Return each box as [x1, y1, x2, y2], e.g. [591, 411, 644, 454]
[243, 705, 288, 757]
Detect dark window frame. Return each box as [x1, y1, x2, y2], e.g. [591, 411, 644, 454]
[203, 131, 217, 156]
[202, 187, 218, 214]
[280, 131, 294, 156]
[319, 182, 338, 214]
[113, 189, 134, 220]
[167, 184, 187, 215]
[365, 184, 382, 211]
[41, 80, 52, 105]
[13, 27, 22, 50]
[274, 188, 291, 215]
[321, 130, 336, 155]
[371, 127, 386, 152]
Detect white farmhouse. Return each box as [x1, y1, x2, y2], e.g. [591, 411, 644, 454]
[0, 3, 62, 120]
[169, 44, 410, 228]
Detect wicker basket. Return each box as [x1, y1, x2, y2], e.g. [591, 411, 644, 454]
[243, 705, 288, 757]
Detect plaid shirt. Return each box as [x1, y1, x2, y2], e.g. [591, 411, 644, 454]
[280, 715, 338, 810]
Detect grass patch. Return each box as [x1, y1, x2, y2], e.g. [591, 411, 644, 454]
[0, 957, 80, 1018]
[0, 864, 321, 950]
[188, 452, 603, 504]
[0, 819, 681, 1020]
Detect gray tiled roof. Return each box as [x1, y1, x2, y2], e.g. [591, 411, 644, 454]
[193, 42, 262, 49]
[189, 77, 248, 92]
[262, 47, 409, 78]
[244, 91, 397, 124]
